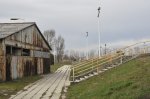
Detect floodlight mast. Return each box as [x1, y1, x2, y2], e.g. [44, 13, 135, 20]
[97, 6, 101, 58]
[86, 32, 89, 60]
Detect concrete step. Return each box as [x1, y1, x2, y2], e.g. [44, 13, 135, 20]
[107, 66, 113, 69]
[102, 68, 108, 71]
[93, 72, 98, 75]
[89, 74, 94, 77]
[63, 87, 68, 93]
[98, 70, 104, 73]
[65, 81, 71, 87]
[111, 65, 117, 67]
[80, 78, 85, 81]
[74, 79, 80, 83]
[84, 76, 89, 79]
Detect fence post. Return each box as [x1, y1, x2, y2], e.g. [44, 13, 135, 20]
[146, 46, 148, 54]
[92, 58, 94, 71]
[97, 58, 99, 73]
[120, 55, 123, 64]
[73, 67, 75, 82]
[110, 55, 112, 65]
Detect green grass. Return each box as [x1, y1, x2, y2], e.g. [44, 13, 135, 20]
[51, 61, 72, 73]
[0, 75, 41, 99]
[66, 56, 150, 99]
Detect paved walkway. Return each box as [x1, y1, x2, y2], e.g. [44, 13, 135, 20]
[9, 65, 71, 99]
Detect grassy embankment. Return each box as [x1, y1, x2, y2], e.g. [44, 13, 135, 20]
[67, 56, 150, 99]
[0, 75, 41, 99]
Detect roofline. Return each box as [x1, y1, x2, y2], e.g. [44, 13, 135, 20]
[0, 22, 36, 24]
[0, 22, 52, 50]
[33, 23, 52, 50]
[0, 23, 34, 40]
[0, 23, 34, 39]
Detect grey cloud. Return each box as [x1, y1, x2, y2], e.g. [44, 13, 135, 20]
[0, 0, 150, 50]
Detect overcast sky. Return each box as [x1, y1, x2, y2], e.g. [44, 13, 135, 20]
[0, 0, 150, 51]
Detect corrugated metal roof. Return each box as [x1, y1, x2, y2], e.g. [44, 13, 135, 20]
[0, 22, 52, 50]
[0, 22, 35, 39]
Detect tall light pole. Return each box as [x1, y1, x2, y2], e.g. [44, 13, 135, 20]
[97, 6, 101, 58]
[86, 32, 89, 60]
[54, 39, 56, 64]
[105, 44, 107, 55]
[53, 37, 56, 64]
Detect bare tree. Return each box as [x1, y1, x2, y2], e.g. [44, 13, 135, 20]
[89, 50, 95, 58]
[69, 50, 81, 61]
[43, 29, 56, 63]
[44, 29, 55, 45]
[55, 35, 65, 62]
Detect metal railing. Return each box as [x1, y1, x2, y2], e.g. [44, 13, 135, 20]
[71, 41, 150, 82]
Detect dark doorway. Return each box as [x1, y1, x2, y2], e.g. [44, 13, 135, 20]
[6, 56, 11, 81]
[6, 46, 11, 55]
[43, 58, 51, 74]
[6, 46, 12, 81]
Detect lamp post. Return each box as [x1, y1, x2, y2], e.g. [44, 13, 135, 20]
[51, 37, 56, 64]
[86, 32, 89, 60]
[143, 42, 146, 54]
[97, 6, 101, 58]
[105, 44, 107, 55]
[53, 38, 56, 64]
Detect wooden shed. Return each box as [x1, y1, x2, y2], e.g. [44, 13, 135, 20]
[0, 22, 52, 81]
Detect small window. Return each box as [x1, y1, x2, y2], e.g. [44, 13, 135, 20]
[6, 46, 31, 56]
[12, 47, 22, 56]
[22, 49, 30, 56]
[6, 46, 22, 56]
[6, 46, 11, 55]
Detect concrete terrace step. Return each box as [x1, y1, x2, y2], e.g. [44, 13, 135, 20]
[73, 63, 123, 83]
[89, 74, 94, 77]
[93, 72, 98, 75]
[102, 68, 108, 71]
[84, 76, 89, 79]
[107, 66, 113, 69]
[80, 78, 85, 81]
[72, 55, 139, 83]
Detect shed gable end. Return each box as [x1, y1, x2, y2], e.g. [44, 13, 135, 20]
[5, 25, 50, 50]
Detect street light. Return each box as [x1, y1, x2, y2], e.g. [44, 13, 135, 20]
[53, 38, 56, 64]
[105, 44, 107, 55]
[97, 6, 101, 58]
[86, 32, 89, 60]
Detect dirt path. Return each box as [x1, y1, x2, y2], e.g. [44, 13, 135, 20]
[9, 65, 71, 99]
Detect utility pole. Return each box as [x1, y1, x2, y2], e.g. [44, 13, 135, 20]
[86, 32, 89, 60]
[105, 44, 107, 55]
[100, 46, 102, 56]
[53, 38, 56, 64]
[97, 6, 101, 58]
[143, 42, 146, 54]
